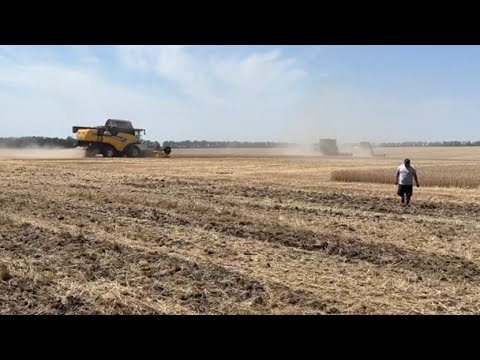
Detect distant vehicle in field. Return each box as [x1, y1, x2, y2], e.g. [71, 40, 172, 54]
[352, 142, 385, 157]
[73, 119, 171, 158]
[318, 139, 351, 156]
[316, 139, 385, 157]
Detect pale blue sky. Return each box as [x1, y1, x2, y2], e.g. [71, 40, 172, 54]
[0, 45, 479, 143]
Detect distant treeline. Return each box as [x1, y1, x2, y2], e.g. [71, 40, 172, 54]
[378, 141, 480, 147]
[3, 137, 480, 149]
[0, 137, 290, 149]
[162, 140, 292, 148]
[0, 137, 77, 148]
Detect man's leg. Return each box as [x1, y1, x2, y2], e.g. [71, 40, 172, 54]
[405, 186, 413, 206]
[398, 186, 405, 205]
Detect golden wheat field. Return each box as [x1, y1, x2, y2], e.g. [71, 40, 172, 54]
[1, 147, 480, 314]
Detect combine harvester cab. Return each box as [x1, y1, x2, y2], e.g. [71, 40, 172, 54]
[73, 119, 171, 158]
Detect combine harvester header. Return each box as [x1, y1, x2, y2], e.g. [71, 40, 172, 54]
[73, 119, 171, 158]
[352, 142, 386, 157]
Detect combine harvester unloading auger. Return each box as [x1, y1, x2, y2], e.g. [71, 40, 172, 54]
[73, 119, 171, 158]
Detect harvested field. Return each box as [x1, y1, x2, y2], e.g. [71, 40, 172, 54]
[1, 148, 480, 314]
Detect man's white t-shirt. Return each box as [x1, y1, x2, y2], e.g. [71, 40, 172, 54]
[397, 164, 416, 185]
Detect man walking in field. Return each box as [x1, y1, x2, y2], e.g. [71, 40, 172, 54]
[395, 158, 420, 206]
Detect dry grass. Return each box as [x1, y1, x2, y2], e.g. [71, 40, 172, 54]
[331, 165, 480, 188]
[1, 148, 480, 314]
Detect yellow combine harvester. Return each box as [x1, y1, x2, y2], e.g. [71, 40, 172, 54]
[73, 119, 171, 158]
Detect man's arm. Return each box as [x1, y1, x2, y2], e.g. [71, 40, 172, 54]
[395, 170, 399, 185]
[414, 173, 420, 187]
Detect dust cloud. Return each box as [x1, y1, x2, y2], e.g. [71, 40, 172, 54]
[0, 147, 86, 160]
[277, 144, 320, 157]
[277, 86, 390, 157]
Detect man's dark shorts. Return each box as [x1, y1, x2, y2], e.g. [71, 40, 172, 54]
[397, 184, 413, 197]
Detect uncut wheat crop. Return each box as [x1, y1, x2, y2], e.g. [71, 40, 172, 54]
[331, 165, 480, 188]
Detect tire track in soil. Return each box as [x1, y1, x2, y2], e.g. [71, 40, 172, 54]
[114, 178, 478, 253]
[7, 188, 479, 287]
[79, 199, 480, 285]
[126, 178, 480, 219]
[110, 180, 469, 243]
[0, 216, 340, 314]
[4, 181, 480, 286]
[0, 272, 63, 314]
[113, 178, 474, 246]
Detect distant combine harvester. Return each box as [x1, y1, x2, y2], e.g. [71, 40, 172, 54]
[318, 139, 351, 156]
[316, 139, 385, 157]
[353, 142, 386, 157]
